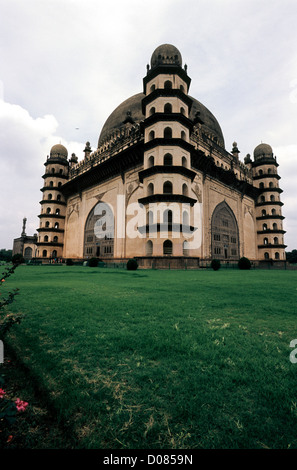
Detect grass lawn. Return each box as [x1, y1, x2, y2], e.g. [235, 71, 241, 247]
[2, 264, 297, 449]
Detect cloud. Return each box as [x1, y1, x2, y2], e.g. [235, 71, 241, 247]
[0, 95, 84, 248]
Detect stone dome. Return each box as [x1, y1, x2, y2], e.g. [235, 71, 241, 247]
[98, 92, 225, 148]
[50, 143, 68, 159]
[150, 44, 182, 69]
[253, 143, 273, 160]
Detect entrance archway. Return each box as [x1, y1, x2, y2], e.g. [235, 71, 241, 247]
[211, 201, 239, 260]
[84, 201, 114, 258]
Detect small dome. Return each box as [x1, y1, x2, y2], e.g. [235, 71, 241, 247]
[50, 144, 68, 159]
[150, 44, 182, 69]
[254, 143, 273, 160]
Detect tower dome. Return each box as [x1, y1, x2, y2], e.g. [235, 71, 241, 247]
[253, 143, 273, 161]
[50, 144, 68, 159]
[150, 44, 182, 69]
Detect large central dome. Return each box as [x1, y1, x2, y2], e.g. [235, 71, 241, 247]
[98, 92, 225, 148]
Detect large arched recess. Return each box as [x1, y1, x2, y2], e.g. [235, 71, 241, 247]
[84, 201, 114, 259]
[211, 201, 239, 260]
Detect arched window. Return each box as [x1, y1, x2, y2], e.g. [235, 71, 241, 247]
[55, 208, 60, 215]
[271, 209, 276, 215]
[180, 85, 185, 93]
[148, 130, 155, 141]
[182, 156, 187, 167]
[262, 209, 266, 216]
[259, 182, 264, 189]
[46, 207, 51, 214]
[164, 80, 172, 89]
[163, 209, 173, 224]
[42, 250, 47, 257]
[52, 250, 57, 258]
[259, 169, 263, 176]
[164, 153, 172, 166]
[45, 221, 50, 227]
[148, 156, 154, 168]
[273, 223, 278, 230]
[274, 237, 279, 245]
[268, 168, 272, 174]
[146, 240, 153, 256]
[182, 183, 188, 196]
[53, 236, 58, 243]
[269, 182, 274, 188]
[57, 195, 61, 201]
[260, 196, 265, 203]
[180, 107, 185, 115]
[147, 183, 154, 196]
[270, 195, 275, 202]
[58, 182, 62, 187]
[163, 181, 173, 194]
[264, 237, 269, 245]
[49, 181, 53, 187]
[181, 130, 186, 140]
[183, 240, 189, 256]
[149, 107, 155, 116]
[182, 211, 189, 226]
[164, 103, 172, 113]
[54, 222, 59, 229]
[44, 235, 48, 242]
[275, 252, 280, 260]
[150, 84, 155, 93]
[147, 211, 154, 226]
[164, 127, 172, 139]
[264, 252, 269, 260]
[263, 223, 268, 231]
[59, 169, 63, 174]
[51, 168, 55, 174]
[163, 240, 173, 255]
[48, 193, 52, 200]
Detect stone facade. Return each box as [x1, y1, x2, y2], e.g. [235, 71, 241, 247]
[31, 44, 286, 266]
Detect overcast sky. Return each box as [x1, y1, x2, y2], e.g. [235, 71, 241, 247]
[0, 0, 296, 252]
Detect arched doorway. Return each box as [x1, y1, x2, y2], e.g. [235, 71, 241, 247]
[211, 202, 239, 260]
[84, 201, 114, 258]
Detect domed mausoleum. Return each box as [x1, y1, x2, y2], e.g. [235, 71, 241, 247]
[21, 44, 286, 267]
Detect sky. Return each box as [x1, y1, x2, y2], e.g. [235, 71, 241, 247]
[0, 0, 296, 251]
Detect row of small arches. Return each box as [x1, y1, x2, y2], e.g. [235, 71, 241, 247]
[259, 182, 277, 189]
[41, 249, 58, 258]
[41, 221, 60, 229]
[47, 181, 63, 188]
[149, 103, 186, 116]
[261, 209, 278, 216]
[148, 128, 187, 141]
[258, 168, 276, 176]
[47, 168, 65, 175]
[44, 194, 62, 201]
[262, 223, 280, 231]
[147, 181, 189, 196]
[264, 252, 281, 260]
[150, 82, 185, 93]
[42, 235, 59, 243]
[45, 208, 61, 215]
[263, 237, 281, 245]
[146, 239, 189, 256]
[148, 154, 188, 167]
[259, 195, 278, 202]
[146, 210, 190, 225]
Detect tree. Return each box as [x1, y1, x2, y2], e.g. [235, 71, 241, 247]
[286, 250, 297, 264]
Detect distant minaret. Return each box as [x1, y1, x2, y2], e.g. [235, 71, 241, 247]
[21, 217, 27, 236]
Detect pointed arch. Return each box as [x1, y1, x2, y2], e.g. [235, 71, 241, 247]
[211, 201, 239, 260]
[84, 201, 114, 259]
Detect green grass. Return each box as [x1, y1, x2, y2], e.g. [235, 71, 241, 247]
[3, 265, 297, 449]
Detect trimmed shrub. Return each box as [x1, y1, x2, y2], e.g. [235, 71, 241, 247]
[12, 253, 24, 265]
[88, 257, 99, 267]
[211, 259, 221, 271]
[238, 257, 251, 270]
[127, 258, 138, 271]
[66, 259, 74, 266]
